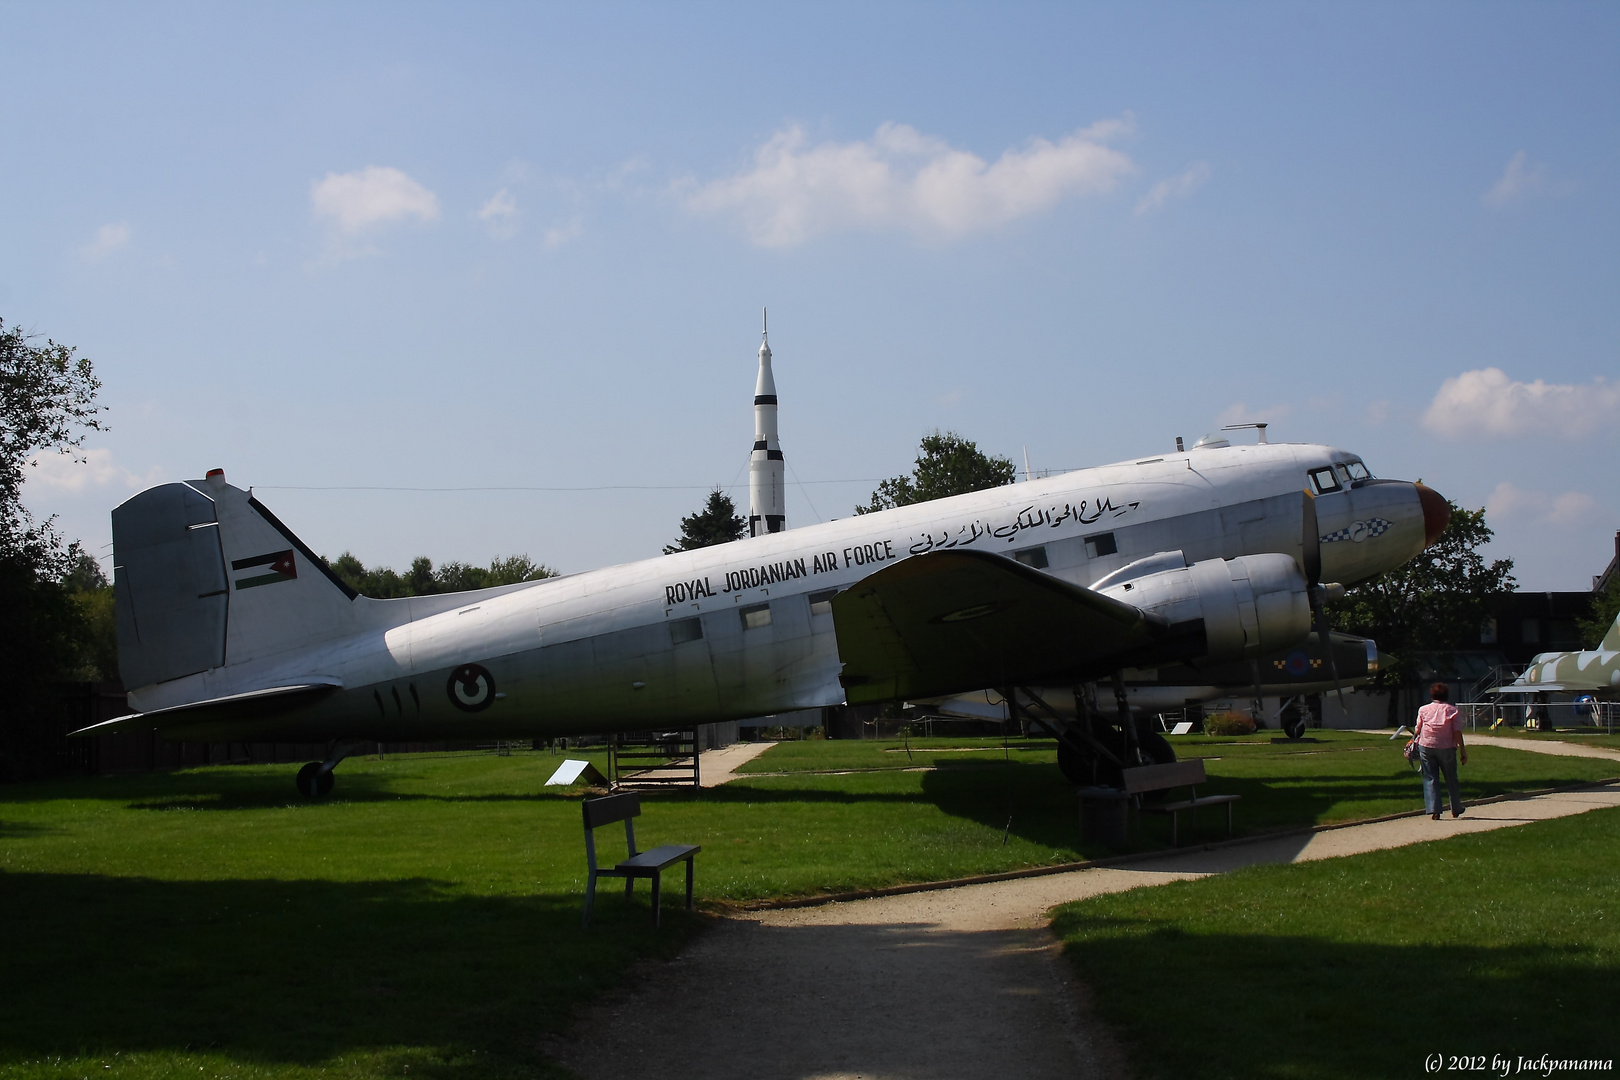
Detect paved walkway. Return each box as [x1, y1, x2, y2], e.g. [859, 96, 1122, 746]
[556, 781, 1620, 1080]
[1356, 728, 1620, 763]
[697, 741, 776, 787]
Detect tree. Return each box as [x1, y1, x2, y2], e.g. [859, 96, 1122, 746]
[664, 488, 746, 554]
[1, 319, 107, 778]
[857, 430, 1016, 514]
[327, 552, 557, 598]
[1329, 503, 1516, 723]
[1, 318, 105, 573]
[1577, 574, 1620, 648]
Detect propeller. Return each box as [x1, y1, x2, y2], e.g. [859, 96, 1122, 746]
[1302, 490, 1348, 712]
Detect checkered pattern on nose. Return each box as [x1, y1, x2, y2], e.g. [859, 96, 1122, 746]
[1319, 517, 1392, 543]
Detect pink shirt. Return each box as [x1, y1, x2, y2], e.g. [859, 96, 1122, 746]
[1415, 701, 1462, 748]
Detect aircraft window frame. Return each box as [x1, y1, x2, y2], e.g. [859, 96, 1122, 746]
[808, 589, 837, 617]
[1308, 468, 1341, 495]
[1013, 546, 1049, 569]
[739, 603, 772, 631]
[1345, 460, 1372, 481]
[1334, 464, 1353, 485]
[669, 617, 702, 645]
[1084, 532, 1117, 559]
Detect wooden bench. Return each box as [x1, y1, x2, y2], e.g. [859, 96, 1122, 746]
[1076, 759, 1239, 847]
[582, 792, 700, 928]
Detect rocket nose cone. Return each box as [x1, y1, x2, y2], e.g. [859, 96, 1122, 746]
[1415, 482, 1450, 548]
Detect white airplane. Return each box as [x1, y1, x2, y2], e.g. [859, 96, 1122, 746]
[77, 437, 1449, 794]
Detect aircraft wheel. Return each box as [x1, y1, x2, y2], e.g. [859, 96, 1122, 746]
[1135, 722, 1177, 765]
[1283, 714, 1308, 740]
[1058, 738, 1122, 789]
[296, 762, 333, 798]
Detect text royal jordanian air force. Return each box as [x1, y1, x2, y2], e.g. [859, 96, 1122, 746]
[660, 495, 1139, 607]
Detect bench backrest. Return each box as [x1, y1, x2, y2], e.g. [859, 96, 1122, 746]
[583, 792, 640, 830]
[1122, 759, 1206, 795]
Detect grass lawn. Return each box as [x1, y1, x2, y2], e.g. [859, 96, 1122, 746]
[1051, 806, 1620, 1080]
[1, 738, 1613, 1078]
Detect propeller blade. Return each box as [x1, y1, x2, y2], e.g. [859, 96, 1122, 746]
[1301, 489, 1321, 587]
[1309, 586, 1349, 713]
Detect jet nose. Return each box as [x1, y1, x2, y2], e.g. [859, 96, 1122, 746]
[1415, 483, 1450, 548]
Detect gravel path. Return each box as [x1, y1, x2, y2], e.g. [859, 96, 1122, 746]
[556, 781, 1620, 1080]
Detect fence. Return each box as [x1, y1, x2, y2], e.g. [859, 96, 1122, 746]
[1458, 699, 1619, 735]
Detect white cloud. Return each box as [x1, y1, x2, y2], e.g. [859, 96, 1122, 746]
[310, 166, 440, 234]
[1422, 368, 1620, 439]
[684, 118, 1137, 247]
[1482, 151, 1549, 208]
[1363, 399, 1392, 426]
[1486, 482, 1597, 526]
[478, 188, 520, 239]
[544, 217, 583, 249]
[1135, 162, 1210, 216]
[25, 448, 160, 493]
[80, 222, 131, 262]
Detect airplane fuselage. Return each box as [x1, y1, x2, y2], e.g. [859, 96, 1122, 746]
[119, 441, 1440, 742]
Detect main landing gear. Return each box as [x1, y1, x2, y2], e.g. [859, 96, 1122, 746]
[1012, 676, 1176, 789]
[296, 740, 366, 798]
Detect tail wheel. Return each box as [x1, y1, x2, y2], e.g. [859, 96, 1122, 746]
[296, 762, 334, 798]
[1283, 713, 1308, 740]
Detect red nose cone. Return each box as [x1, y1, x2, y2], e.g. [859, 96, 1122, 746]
[1416, 483, 1450, 548]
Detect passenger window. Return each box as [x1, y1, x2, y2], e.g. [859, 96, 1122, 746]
[1345, 460, 1371, 481]
[1084, 533, 1117, 559]
[1308, 468, 1341, 495]
[1013, 546, 1049, 569]
[808, 589, 837, 617]
[739, 603, 772, 630]
[669, 617, 702, 645]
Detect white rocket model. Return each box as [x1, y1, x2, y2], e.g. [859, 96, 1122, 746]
[748, 308, 786, 537]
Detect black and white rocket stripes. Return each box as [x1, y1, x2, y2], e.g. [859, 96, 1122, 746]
[748, 309, 786, 536]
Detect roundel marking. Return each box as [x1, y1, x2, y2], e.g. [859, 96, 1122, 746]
[1282, 650, 1311, 678]
[1348, 520, 1369, 544]
[447, 663, 497, 712]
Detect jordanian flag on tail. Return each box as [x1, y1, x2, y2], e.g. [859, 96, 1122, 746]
[233, 549, 297, 590]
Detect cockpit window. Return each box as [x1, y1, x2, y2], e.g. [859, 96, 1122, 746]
[1308, 467, 1341, 495]
[1345, 460, 1372, 480]
[1334, 464, 1353, 485]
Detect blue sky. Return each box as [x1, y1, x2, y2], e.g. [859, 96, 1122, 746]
[5, 2, 1617, 589]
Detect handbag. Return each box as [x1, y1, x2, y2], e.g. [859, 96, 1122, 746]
[1403, 739, 1420, 764]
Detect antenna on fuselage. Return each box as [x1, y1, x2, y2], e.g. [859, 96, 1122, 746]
[1221, 422, 1269, 444]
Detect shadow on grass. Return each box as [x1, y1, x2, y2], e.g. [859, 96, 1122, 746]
[1049, 913, 1618, 1078]
[0, 869, 695, 1075]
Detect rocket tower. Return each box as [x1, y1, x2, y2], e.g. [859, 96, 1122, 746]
[748, 309, 786, 537]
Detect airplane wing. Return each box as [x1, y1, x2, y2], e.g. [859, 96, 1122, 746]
[70, 681, 342, 738]
[831, 549, 1200, 705]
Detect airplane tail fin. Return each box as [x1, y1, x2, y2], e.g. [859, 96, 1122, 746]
[112, 471, 363, 692]
[1602, 612, 1620, 653]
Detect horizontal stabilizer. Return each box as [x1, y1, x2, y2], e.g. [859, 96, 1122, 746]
[70, 681, 342, 738]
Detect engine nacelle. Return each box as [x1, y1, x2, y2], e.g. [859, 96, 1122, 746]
[1098, 552, 1311, 663]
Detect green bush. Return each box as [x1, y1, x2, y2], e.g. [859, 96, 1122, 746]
[1203, 711, 1256, 736]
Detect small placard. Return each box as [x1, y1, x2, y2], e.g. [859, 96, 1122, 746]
[545, 759, 608, 786]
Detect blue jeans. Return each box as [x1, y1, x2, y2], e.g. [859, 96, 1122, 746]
[1420, 746, 1462, 816]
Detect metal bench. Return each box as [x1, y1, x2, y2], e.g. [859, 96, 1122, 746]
[581, 792, 700, 927]
[1076, 759, 1239, 847]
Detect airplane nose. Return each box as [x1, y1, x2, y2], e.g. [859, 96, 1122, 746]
[1415, 483, 1450, 548]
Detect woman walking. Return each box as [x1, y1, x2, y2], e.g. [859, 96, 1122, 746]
[1414, 682, 1467, 819]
